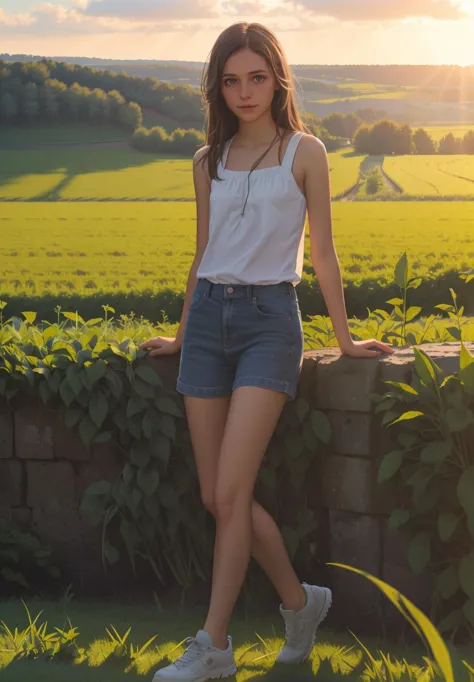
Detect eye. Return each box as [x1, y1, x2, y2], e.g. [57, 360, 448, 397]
[254, 75, 266, 83]
[223, 77, 237, 86]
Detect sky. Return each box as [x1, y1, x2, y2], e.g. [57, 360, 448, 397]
[0, 0, 473, 65]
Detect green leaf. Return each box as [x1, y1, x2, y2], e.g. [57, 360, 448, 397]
[388, 508, 410, 529]
[159, 415, 176, 441]
[310, 410, 331, 444]
[159, 482, 178, 508]
[89, 390, 109, 429]
[463, 598, 474, 627]
[436, 565, 459, 600]
[413, 347, 437, 386]
[460, 341, 474, 371]
[421, 440, 451, 464]
[59, 378, 75, 408]
[408, 531, 431, 575]
[134, 365, 163, 387]
[127, 395, 148, 418]
[389, 410, 424, 426]
[151, 436, 171, 467]
[328, 562, 454, 682]
[437, 609, 463, 633]
[157, 398, 183, 418]
[86, 481, 112, 496]
[64, 407, 82, 429]
[378, 450, 404, 483]
[458, 552, 474, 600]
[385, 380, 418, 396]
[394, 251, 408, 289]
[457, 467, 474, 536]
[294, 397, 309, 422]
[438, 511, 459, 542]
[446, 407, 473, 432]
[78, 415, 97, 447]
[138, 469, 160, 497]
[104, 541, 119, 565]
[85, 359, 107, 385]
[1, 567, 29, 588]
[130, 443, 151, 468]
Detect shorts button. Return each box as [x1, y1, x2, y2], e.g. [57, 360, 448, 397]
[227, 287, 234, 293]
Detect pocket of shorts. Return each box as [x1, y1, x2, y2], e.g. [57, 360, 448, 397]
[189, 290, 206, 311]
[252, 295, 292, 320]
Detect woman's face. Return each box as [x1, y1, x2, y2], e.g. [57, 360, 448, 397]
[220, 47, 277, 123]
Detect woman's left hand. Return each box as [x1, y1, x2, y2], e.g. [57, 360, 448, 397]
[340, 339, 395, 358]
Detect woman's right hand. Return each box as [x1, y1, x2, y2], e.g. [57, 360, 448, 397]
[138, 336, 181, 357]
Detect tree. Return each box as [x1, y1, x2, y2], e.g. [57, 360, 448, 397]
[0, 91, 17, 123]
[119, 101, 142, 130]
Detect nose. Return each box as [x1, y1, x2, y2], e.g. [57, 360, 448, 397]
[239, 82, 252, 100]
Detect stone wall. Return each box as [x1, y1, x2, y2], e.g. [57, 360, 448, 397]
[1, 342, 472, 631]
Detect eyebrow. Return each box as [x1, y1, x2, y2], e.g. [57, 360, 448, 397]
[222, 69, 268, 77]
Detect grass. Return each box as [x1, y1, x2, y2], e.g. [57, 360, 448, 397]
[0, 146, 361, 201]
[0, 124, 129, 148]
[1, 597, 472, 681]
[0, 201, 473, 299]
[384, 155, 474, 196]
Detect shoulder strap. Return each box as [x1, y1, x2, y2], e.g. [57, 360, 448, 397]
[220, 135, 235, 170]
[282, 131, 305, 170]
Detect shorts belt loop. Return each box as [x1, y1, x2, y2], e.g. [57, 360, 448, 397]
[248, 284, 254, 300]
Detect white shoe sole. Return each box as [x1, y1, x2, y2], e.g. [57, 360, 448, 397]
[153, 662, 237, 682]
[278, 586, 333, 665]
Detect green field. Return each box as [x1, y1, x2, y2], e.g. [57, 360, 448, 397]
[0, 147, 362, 201]
[1, 202, 473, 299]
[0, 124, 129, 148]
[384, 154, 474, 196]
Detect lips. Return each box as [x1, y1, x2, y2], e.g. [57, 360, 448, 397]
[238, 105, 257, 109]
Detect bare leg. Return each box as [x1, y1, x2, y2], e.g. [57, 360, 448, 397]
[200, 386, 291, 649]
[184, 395, 306, 623]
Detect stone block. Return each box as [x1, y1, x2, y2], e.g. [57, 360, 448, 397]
[328, 510, 384, 630]
[10, 506, 32, 530]
[0, 459, 23, 509]
[322, 455, 374, 513]
[0, 409, 13, 458]
[315, 353, 380, 412]
[381, 521, 434, 629]
[15, 403, 54, 460]
[327, 411, 372, 456]
[26, 461, 75, 509]
[53, 411, 92, 461]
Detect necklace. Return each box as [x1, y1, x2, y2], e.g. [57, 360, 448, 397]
[238, 132, 280, 217]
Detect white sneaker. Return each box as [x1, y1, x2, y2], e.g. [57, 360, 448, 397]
[276, 583, 332, 664]
[152, 629, 237, 681]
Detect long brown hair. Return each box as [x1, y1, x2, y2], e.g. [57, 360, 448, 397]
[199, 22, 309, 181]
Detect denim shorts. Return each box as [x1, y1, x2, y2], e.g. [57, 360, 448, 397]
[176, 278, 304, 401]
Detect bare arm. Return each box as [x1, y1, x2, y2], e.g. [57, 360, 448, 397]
[139, 145, 210, 355]
[302, 136, 394, 358]
[174, 145, 211, 347]
[302, 135, 353, 352]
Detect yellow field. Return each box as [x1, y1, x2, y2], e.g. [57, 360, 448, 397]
[1, 202, 472, 298]
[384, 155, 474, 196]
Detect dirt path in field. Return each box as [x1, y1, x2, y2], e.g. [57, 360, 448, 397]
[339, 155, 403, 200]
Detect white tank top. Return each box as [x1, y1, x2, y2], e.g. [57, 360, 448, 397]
[196, 131, 307, 286]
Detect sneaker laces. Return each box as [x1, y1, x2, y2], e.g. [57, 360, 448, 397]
[284, 619, 305, 648]
[174, 637, 207, 669]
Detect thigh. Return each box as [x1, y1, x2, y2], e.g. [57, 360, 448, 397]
[184, 396, 231, 508]
[214, 386, 287, 506]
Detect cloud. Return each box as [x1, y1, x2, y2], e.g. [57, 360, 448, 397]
[289, 0, 468, 21]
[84, 0, 219, 20]
[221, 0, 266, 13]
[0, 7, 37, 25]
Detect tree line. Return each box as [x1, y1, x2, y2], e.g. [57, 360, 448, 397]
[0, 61, 143, 129]
[353, 119, 474, 155]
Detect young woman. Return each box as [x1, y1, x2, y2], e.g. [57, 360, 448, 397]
[140, 21, 394, 682]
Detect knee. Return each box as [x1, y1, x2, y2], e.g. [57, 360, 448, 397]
[201, 493, 217, 518]
[214, 487, 250, 523]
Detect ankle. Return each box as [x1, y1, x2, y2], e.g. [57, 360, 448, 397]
[282, 585, 307, 612]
